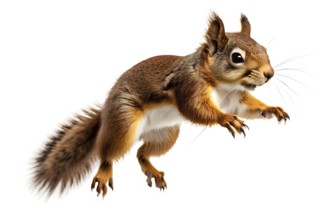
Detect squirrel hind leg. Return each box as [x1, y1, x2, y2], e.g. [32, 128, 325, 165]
[91, 106, 144, 197]
[137, 125, 180, 190]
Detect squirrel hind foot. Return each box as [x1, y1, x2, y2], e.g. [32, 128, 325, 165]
[145, 170, 167, 191]
[142, 166, 167, 190]
[91, 176, 114, 197]
[91, 161, 114, 197]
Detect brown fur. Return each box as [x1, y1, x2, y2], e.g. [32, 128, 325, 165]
[32, 12, 289, 197]
[32, 108, 100, 195]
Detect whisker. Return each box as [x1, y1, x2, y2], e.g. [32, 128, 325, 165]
[276, 81, 295, 104]
[265, 36, 278, 50]
[276, 74, 314, 92]
[270, 80, 288, 105]
[276, 78, 299, 97]
[274, 54, 311, 68]
[188, 127, 207, 146]
[275, 67, 311, 75]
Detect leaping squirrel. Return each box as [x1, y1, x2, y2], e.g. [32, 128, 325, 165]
[32, 12, 289, 197]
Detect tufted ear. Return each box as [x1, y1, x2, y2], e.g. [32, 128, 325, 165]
[240, 14, 251, 36]
[205, 12, 228, 56]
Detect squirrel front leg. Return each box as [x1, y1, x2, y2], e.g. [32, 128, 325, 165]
[239, 92, 290, 122]
[175, 83, 247, 137]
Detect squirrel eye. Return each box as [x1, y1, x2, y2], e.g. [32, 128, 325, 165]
[231, 52, 244, 63]
[230, 47, 246, 67]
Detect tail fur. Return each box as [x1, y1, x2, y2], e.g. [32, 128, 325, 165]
[32, 107, 101, 196]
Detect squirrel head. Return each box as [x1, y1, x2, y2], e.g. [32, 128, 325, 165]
[202, 12, 274, 90]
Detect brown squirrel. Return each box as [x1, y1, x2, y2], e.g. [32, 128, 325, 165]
[32, 12, 289, 197]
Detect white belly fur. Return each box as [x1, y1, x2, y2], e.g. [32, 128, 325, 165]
[211, 83, 246, 115]
[135, 104, 183, 141]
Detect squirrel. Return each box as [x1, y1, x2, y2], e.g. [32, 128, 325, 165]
[32, 12, 289, 197]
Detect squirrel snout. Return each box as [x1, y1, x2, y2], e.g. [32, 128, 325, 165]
[264, 72, 274, 80]
[259, 66, 274, 82]
[263, 70, 274, 82]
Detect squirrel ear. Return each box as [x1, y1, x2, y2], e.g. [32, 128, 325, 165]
[205, 12, 228, 56]
[240, 14, 251, 36]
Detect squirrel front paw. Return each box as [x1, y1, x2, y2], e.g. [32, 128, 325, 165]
[260, 106, 290, 123]
[219, 114, 248, 138]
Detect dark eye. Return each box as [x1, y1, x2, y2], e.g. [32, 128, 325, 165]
[231, 52, 244, 63]
[229, 47, 246, 67]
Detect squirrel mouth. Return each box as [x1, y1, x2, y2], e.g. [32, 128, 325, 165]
[242, 83, 257, 90]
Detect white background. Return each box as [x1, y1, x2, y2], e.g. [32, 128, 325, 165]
[1, 0, 329, 219]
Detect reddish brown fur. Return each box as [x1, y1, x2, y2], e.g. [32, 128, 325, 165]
[32, 12, 289, 197]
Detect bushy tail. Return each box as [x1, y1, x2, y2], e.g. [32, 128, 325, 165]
[32, 107, 101, 196]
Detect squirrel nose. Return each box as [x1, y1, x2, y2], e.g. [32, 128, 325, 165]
[264, 72, 274, 80]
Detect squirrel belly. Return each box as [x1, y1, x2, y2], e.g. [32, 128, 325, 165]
[136, 104, 183, 140]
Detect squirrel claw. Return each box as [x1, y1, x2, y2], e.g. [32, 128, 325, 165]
[108, 178, 114, 191]
[227, 123, 248, 138]
[241, 128, 246, 138]
[222, 115, 247, 138]
[91, 178, 97, 190]
[230, 130, 236, 139]
[243, 123, 249, 130]
[145, 171, 153, 187]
